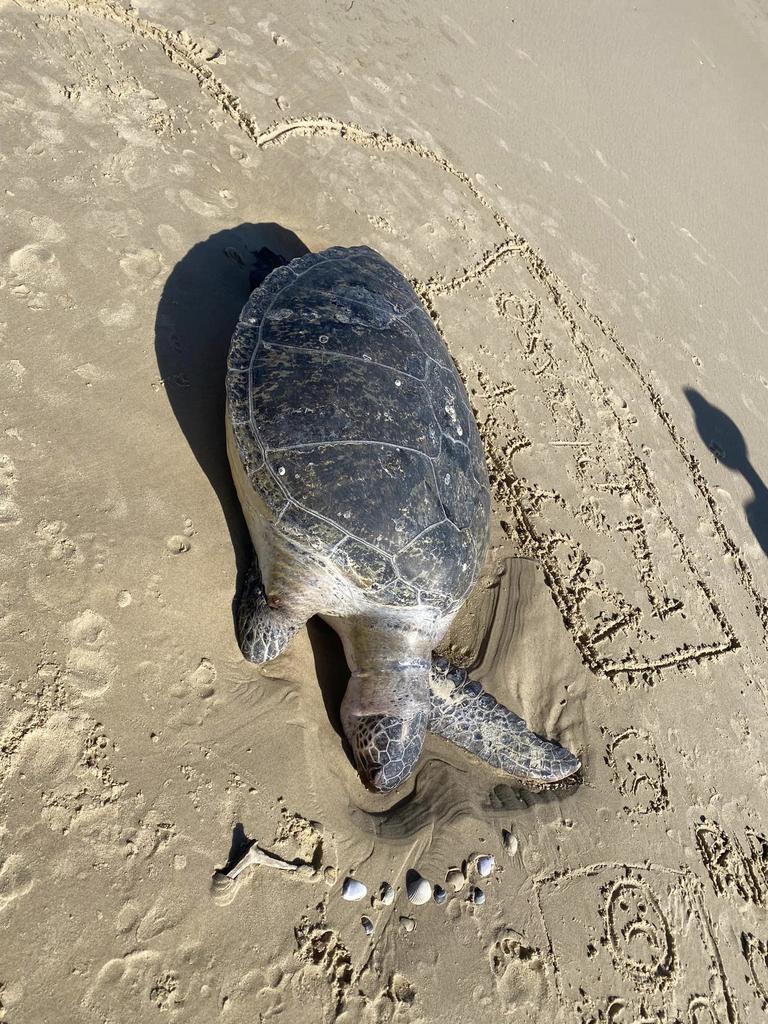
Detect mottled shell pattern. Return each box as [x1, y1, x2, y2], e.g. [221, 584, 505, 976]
[226, 245, 490, 614]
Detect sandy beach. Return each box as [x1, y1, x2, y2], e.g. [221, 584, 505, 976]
[1, 0, 768, 1021]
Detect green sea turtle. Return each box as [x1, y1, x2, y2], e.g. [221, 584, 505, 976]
[226, 245, 580, 792]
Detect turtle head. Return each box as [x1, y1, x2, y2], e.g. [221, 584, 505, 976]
[341, 667, 429, 793]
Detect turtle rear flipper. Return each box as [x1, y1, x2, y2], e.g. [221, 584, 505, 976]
[428, 657, 580, 786]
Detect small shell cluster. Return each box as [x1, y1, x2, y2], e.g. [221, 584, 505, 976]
[338, 832, 517, 932]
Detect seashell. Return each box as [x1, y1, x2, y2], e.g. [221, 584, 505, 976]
[502, 829, 519, 857]
[433, 884, 447, 905]
[341, 877, 367, 901]
[469, 886, 485, 905]
[209, 871, 239, 906]
[378, 881, 395, 906]
[399, 915, 416, 933]
[445, 867, 465, 892]
[476, 855, 494, 878]
[405, 869, 432, 906]
[361, 916, 374, 936]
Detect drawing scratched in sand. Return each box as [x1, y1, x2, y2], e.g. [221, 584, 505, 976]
[534, 862, 738, 1023]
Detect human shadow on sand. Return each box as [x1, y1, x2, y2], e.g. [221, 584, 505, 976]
[154, 222, 310, 620]
[684, 387, 768, 556]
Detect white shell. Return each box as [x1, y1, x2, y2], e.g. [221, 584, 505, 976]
[502, 829, 519, 857]
[361, 916, 374, 936]
[379, 882, 395, 906]
[445, 867, 465, 892]
[476, 855, 494, 877]
[341, 877, 367, 901]
[399, 916, 416, 932]
[406, 870, 432, 906]
[433, 884, 447, 905]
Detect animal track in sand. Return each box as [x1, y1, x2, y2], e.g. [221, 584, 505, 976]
[534, 863, 736, 1022]
[60, 609, 117, 697]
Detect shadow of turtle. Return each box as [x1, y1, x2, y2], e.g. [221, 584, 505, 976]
[154, 224, 359, 774]
[154, 222, 310, 620]
[307, 618, 349, 744]
[684, 386, 768, 556]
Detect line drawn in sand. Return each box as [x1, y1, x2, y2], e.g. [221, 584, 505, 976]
[694, 816, 768, 907]
[533, 862, 738, 1023]
[741, 930, 768, 1012]
[34, 0, 768, 685]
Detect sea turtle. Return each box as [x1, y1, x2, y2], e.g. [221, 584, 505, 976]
[226, 244, 580, 792]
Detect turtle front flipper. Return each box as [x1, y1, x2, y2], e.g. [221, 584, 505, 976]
[237, 560, 305, 664]
[428, 657, 580, 786]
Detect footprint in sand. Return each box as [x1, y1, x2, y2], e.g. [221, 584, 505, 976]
[118, 247, 164, 288]
[490, 932, 551, 1015]
[84, 950, 183, 1018]
[13, 711, 83, 787]
[0, 358, 26, 394]
[166, 535, 190, 554]
[7, 242, 65, 309]
[185, 657, 217, 699]
[61, 609, 117, 697]
[0, 455, 20, 527]
[0, 854, 33, 914]
[35, 519, 83, 565]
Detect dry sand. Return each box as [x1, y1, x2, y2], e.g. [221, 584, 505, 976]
[1, 0, 768, 1021]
